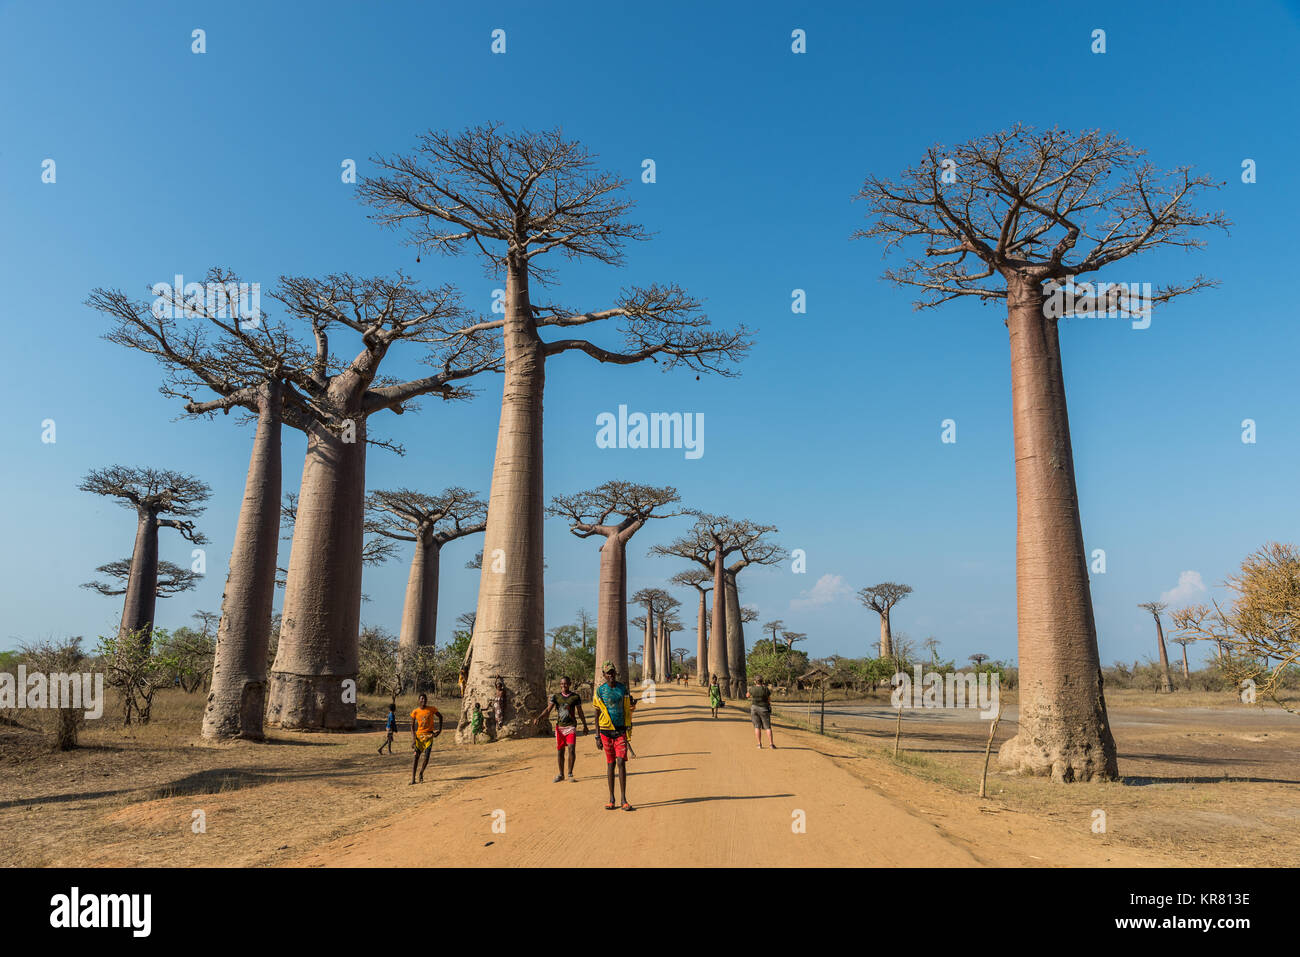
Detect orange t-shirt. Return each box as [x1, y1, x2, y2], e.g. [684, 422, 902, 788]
[411, 706, 440, 739]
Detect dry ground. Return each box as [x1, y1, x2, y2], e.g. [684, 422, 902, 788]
[0, 684, 1295, 867]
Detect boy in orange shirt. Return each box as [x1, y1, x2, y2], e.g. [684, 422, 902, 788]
[410, 693, 443, 784]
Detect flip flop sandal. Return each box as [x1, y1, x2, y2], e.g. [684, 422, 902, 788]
[621, 802, 635, 812]
[605, 802, 617, 810]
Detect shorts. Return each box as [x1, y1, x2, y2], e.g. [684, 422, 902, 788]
[555, 725, 577, 749]
[414, 735, 435, 752]
[751, 708, 772, 730]
[599, 729, 628, 764]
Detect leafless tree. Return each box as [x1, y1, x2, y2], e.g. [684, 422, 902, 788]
[78, 466, 209, 646]
[1138, 601, 1175, 693]
[548, 481, 686, 685]
[857, 125, 1227, 782]
[360, 125, 751, 739]
[366, 487, 487, 657]
[82, 558, 200, 599]
[857, 583, 913, 659]
[652, 514, 783, 696]
[263, 273, 499, 731]
[671, 567, 713, 685]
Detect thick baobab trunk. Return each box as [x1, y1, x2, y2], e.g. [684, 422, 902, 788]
[118, 509, 160, 645]
[1152, 615, 1174, 693]
[879, 614, 893, 660]
[696, 592, 708, 685]
[659, 619, 671, 681]
[725, 572, 746, 697]
[997, 277, 1118, 782]
[708, 550, 729, 697]
[642, 609, 656, 682]
[203, 385, 282, 740]
[458, 262, 547, 741]
[1179, 644, 1190, 680]
[594, 535, 630, 687]
[267, 419, 367, 730]
[399, 535, 441, 656]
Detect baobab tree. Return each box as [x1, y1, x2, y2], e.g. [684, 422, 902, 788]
[921, 636, 942, 663]
[781, 631, 808, 654]
[366, 487, 487, 658]
[653, 514, 782, 696]
[89, 271, 313, 739]
[670, 568, 712, 685]
[1169, 631, 1195, 681]
[1138, 601, 1175, 693]
[548, 482, 685, 687]
[78, 466, 210, 646]
[857, 583, 912, 660]
[857, 126, 1227, 780]
[83, 559, 200, 601]
[266, 273, 499, 731]
[360, 125, 750, 739]
[969, 653, 990, 668]
[764, 620, 785, 648]
[630, 588, 676, 683]
[658, 607, 682, 680]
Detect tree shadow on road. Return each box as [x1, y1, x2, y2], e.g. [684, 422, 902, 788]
[633, 793, 795, 808]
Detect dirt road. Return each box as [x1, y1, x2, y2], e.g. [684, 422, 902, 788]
[290, 685, 1175, 868]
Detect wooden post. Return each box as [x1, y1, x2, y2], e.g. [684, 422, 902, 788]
[893, 702, 903, 759]
[819, 679, 826, 734]
[978, 701, 1003, 799]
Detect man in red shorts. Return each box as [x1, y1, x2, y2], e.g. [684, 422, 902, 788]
[531, 675, 589, 782]
[592, 662, 636, 811]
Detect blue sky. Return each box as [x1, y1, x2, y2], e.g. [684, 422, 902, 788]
[2, 0, 1297, 671]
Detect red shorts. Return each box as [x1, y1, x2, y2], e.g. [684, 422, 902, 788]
[555, 725, 577, 749]
[600, 730, 628, 763]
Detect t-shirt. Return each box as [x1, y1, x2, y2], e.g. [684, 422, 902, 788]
[595, 681, 629, 728]
[749, 685, 771, 710]
[551, 691, 581, 728]
[411, 705, 440, 739]
[385, 712, 397, 731]
[470, 708, 484, 733]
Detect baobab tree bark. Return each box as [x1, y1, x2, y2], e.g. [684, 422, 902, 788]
[997, 276, 1117, 781]
[118, 511, 161, 644]
[642, 609, 656, 681]
[203, 383, 282, 740]
[595, 534, 631, 684]
[400, 537, 440, 654]
[267, 419, 368, 730]
[462, 259, 548, 739]
[709, 543, 729, 696]
[696, 592, 709, 685]
[724, 573, 746, 697]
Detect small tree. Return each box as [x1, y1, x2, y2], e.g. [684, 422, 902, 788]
[96, 629, 179, 726]
[18, 638, 89, 750]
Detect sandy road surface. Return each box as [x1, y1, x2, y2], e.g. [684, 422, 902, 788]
[290, 686, 1175, 868]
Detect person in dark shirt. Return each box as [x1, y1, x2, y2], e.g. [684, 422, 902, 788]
[378, 701, 397, 754]
[531, 674, 590, 781]
[746, 676, 776, 749]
